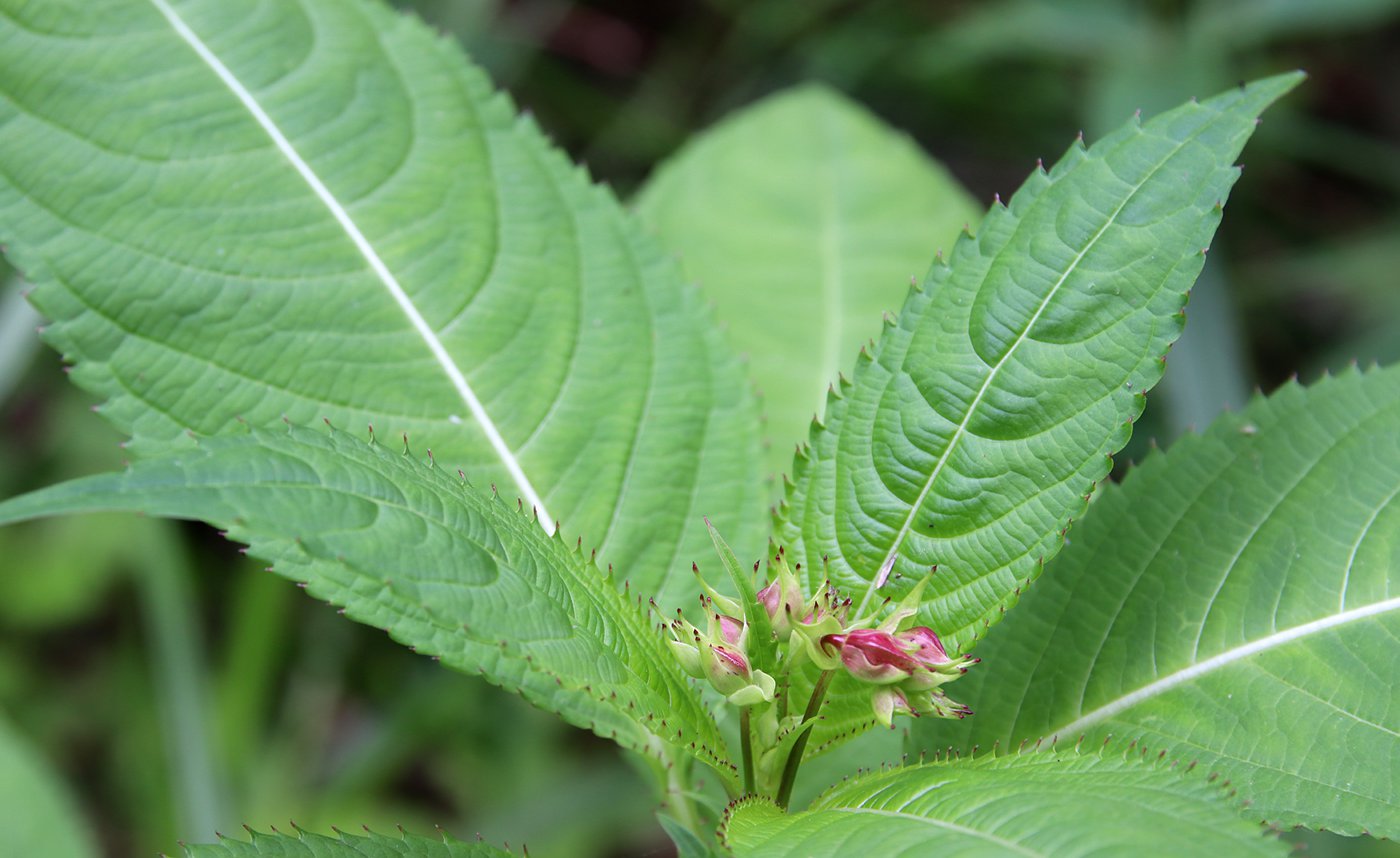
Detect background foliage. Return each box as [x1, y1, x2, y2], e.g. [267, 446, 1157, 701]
[2, 1, 1399, 855]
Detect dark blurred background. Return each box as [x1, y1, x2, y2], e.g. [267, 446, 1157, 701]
[2, 1, 1398, 855]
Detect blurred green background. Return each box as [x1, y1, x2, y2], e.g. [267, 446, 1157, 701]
[2, 1, 1398, 855]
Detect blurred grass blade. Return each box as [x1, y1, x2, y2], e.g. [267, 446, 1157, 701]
[131, 521, 226, 841]
[0, 718, 98, 858]
[183, 826, 514, 856]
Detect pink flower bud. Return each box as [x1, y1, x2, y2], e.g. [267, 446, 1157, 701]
[824, 629, 919, 685]
[702, 643, 776, 706]
[702, 642, 757, 697]
[716, 614, 746, 647]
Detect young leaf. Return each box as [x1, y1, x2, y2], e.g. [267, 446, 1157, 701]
[0, 427, 738, 791]
[637, 85, 980, 479]
[183, 827, 512, 857]
[916, 365, 1400, 837]
[0, 0, 764, 607]
[775, 74, 1303, 649]
[721, 745, 1286, 857]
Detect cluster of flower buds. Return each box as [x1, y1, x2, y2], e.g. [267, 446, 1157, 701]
[665, 547, 977, 728]
[755, 549, 851, 666]
[666, 569, 776, 707]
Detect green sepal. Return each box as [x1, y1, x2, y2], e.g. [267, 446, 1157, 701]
[707, 519, 779, 675]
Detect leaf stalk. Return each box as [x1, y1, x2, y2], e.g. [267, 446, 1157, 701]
[740, 706, 755, 795]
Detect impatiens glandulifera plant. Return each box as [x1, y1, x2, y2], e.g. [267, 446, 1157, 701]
[0, 1, 1395, 855]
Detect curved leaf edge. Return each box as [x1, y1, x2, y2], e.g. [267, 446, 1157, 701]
[175, 823, 517, 857]
[717, 796, 782, 856]
[1097, 362, 1390, 503]
[718, 736, 1289, 851]
[822, 736, 1269, 820]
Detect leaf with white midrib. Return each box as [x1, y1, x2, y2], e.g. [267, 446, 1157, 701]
[776, 73, 1302, 648]
[0, 0, 765, 607]
[147, 0, 548, 523]
[721, 745, 1287, 857]
[916, 364, 1400, 838]
[0, 425, 740, 790]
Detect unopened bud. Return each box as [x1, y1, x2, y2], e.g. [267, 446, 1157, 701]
[703, 643, 775, 706]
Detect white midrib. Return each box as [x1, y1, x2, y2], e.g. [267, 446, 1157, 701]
[857, 135, 1186, 618]
[855, 222, 1094, 615]
[149, 0, 553, 529]
[1049, 595, 1400, 739]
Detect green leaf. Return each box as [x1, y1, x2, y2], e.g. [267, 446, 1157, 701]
[636, 85, 980, 479]
[775, 74, 1303, 651]
[0, 0, 764, 607]
[0, 426, 738, 790]
[705, 520, 777, 674]
[915, 365, 1400, 837]
[182, 827, 513, 857]
[721, 745, 1286, 857]
[0, 718, 98, 858]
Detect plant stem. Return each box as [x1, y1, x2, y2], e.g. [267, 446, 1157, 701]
[739, 706, 755, 795]
[663, 746, 701, 833]
[774, 669, 834, 809]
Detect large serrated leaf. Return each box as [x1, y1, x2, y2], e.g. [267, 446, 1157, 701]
[183, 827, 512, 857]
[915, 365, 1400, 837]
[0, 0, 764, 607]
[775, 74, 1302, 651]
[721, 745, 1286, 857]
[636, 85, 980, 479]
[0, 426, 738, 790]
